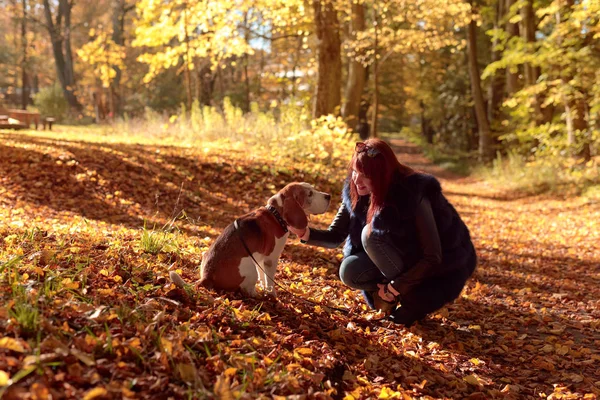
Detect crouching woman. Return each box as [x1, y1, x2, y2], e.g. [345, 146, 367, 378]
[292, 139, 477, 326]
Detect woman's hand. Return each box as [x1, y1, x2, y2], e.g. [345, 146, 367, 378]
[377, 283, 401, 302]
[289, 226, 310, 241]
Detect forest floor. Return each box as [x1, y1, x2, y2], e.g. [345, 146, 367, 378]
[0, 128, 599, 399]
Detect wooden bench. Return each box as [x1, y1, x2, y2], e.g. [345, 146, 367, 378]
[7, 109, 41, 130]
[0, 115, 27, 130]
[43, 117, 56, 130]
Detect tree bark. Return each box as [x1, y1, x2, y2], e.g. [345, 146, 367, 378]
[196, 63, 214, 106]
[370, 4, 379, 138]
[420, 100, 434, 144]
[182, 6, 193, 109]
[341, 2, 367, 129]
[312, 0, 342, 118]
[21, 0, 29, 110]
[560, 1, 591, 161]
[242, 12, 251, 113]
[42, 0, 83, 111]
[504, 0, 519, 94]
[520, 0, 538, 87]
[488, 0, 504, 124]
[467, 6, 493, 161]
[110, 0, 132, 118]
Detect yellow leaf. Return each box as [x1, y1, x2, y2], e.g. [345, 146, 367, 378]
[127, 338, 142, 350]
[464, 374, 482, 386]
[295, 347, 313, 356]
[70, 246, 81, 254]
[99, 269, 109, 276]
[0, 337, 26, 352]
[224, 367, 237, 378]
[0, 370, 10, 386]
[378, 386, 402, 399]
[214, 376, 234, 400]
[160, 338, 173, 355]
[61, 278, 80, 290]
[83, 387, 108, 400]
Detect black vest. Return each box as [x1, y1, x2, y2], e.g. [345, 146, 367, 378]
[341, 172, 476, 276]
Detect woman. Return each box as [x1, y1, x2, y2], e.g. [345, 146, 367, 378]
[291, 139, 477, 326]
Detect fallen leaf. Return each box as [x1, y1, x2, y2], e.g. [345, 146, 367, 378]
[0, 337, 26, 352]
[82, 387, 108, 400]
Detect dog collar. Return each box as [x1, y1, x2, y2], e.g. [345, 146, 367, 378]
[266, 205, 288, 233]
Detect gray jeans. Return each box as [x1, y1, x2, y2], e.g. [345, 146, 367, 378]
[339, 224, 404, 291]
[339, 224, 475, 325]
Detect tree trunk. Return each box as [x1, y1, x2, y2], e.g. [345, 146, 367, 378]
[488, 0, 504, 124]
[290, 36, 303, 98]
[341, 2, 367, 129]
[467, 6, 493, 161]
[505, 0, 519, 95]
[110, 0, 131, 118]
[560, 1, 591, 161]
[182, 7, 193, 109]
[312, 0, 342, 118]
[42, 0, 83, 111]
[370, 3, 380, 138]
[520, 0, 551, 124]
[420, 101, 434, 144]
[20, 0, 29, 110]
[520, 0, 538, 87]
[197, 64, 214, 107]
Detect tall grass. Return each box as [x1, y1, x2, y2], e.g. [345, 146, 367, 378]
[396, 126, 599, 197]
[106, 98, 355, 174]
[477, 150, 600, 197]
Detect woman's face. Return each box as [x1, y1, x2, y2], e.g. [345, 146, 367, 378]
[352, 169, 373, 196]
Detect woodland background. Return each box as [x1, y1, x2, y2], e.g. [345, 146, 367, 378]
[0, 0, 599, 188]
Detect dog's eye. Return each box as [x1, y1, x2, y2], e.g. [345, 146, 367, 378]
[308, 191, 313, 197]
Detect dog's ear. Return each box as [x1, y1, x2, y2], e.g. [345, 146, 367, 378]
[282, 188, 308, 231]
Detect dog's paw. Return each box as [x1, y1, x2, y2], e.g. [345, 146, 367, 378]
[263, 286, 277, 300]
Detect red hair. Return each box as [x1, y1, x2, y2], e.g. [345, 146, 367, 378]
[348, 138, 415, 222]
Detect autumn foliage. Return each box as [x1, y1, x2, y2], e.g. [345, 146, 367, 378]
[1, 128, 599, 399]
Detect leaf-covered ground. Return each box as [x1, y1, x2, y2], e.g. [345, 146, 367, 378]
[0, 130, 599, 399]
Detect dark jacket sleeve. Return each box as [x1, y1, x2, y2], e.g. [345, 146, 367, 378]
[391, 198, 442, 293]
[303, 202, 350, 249]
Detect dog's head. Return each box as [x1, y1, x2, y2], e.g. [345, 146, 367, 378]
[274, 182, 331, 231]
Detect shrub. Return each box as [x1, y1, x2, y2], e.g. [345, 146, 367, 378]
[33, 84, 69, 121]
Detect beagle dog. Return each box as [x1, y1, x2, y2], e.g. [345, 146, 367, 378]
[170, 182, 330, 297]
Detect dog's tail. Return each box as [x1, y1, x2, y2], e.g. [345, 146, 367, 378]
[169, 271, 188, 288]
[169, 271, 213, 289]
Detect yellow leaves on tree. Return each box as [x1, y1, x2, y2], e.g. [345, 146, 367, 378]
[77, 31, 126, 89]
[346, 0, 473, 67]
[132, 0, 313, 87]
[133, 0, 255, 84]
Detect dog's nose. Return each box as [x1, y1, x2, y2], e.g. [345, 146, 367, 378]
[325, 194, 331, 201]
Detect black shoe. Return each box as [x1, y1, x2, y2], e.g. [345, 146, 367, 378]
[362, 290, 376, 309]
[388, 307, 421, 327]
[363, 289, 398, 314]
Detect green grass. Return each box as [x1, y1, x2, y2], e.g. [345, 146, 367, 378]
[139, 223, 173, 254]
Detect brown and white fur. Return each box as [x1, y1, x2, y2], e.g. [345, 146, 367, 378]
[170, 182, 330, 297]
